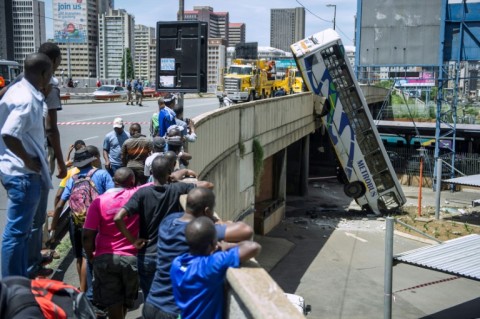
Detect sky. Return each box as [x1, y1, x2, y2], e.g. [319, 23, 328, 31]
[44, 0, 358, 48]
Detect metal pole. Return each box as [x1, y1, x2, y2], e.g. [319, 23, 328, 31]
[384, 217, 394, 319]
[418, 155, 423, 216]
[67, 37, 71, 79]
[333, 5, 336, 30]
[435, 158, 442, 219]
[177, 0, 185, 108]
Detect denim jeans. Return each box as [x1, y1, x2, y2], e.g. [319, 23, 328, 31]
[107, 163, 122, 177]
[1, 174, 43, 277]
[137, 253, 157, 300]
[27, 184, 49, 276]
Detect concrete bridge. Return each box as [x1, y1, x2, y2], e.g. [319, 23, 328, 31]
[188, 87, 385, 317]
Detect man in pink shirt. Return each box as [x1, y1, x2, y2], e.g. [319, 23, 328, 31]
[83, 167, 139, 319]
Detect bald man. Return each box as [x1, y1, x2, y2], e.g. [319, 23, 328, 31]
[0, 53, 53, 277]
[171, 217, 260, 319]
[144, 188, 253, 319]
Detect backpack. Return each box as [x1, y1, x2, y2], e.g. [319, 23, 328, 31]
[0, 276, 96, 319]
[69, 168, 99, 226]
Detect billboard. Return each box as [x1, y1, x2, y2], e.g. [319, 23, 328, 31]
[53, 0, 87, 44]
[357, 0, 442, 66]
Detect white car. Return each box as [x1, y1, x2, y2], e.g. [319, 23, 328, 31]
[93, 85, 127, 99]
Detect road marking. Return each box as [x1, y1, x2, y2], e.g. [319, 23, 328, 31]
[83, 136, 99, 141]
[345, 232, 368, 242]
[65, 110, 152, 123]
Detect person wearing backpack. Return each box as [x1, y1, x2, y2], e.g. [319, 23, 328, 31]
[50, 147, 114, 297]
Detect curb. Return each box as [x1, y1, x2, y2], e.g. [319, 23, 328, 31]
[394, 230, 438, 245]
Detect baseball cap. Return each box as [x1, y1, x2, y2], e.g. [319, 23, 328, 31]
[153, 136, 166, 149]
[113, 117, 124, 128]
[72, 148, 95, 168]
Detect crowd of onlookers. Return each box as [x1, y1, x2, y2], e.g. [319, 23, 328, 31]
[0, 42, 261, 319]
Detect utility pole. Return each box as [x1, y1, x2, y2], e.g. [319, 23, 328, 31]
[177, 0, 185, 108]
[326, 4, 337, 30]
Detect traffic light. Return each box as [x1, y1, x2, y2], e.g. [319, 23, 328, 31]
[156, 21, 207, 93]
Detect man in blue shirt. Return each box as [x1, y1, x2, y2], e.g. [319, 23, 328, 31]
[170, 217, 261, 319]
[0, 53, 53, 278]
[143, 188, 253, 319]
[156, 97, 176, 137]
[103, 117, 130, 176]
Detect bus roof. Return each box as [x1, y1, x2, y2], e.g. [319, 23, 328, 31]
[290, 28, 341, 58]
[0, 60, 20, 66]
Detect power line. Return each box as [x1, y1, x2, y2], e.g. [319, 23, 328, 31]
[295, 0, 331, 23]
[295, 0, 354, 45]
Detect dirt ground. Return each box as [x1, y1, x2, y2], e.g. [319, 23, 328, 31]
[394, 205, 480, 242]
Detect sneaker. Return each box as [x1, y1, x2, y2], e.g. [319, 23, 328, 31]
[126, 102, 129, 105]
[139, 104, 143, 106]
[41, 249, 54, 265]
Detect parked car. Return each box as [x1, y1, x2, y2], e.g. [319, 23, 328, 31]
[93, 85, 127, 99]
[142, 87, 160, 97]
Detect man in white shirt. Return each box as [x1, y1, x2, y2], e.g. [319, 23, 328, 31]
[0, 53, 53, 278]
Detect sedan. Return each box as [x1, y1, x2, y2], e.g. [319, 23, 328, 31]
[93, 85, 127, 99]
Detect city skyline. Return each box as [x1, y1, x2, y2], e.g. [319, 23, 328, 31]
[44, 0, 357, 48]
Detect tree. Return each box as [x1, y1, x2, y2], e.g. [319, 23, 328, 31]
[121, 48, 135, 83]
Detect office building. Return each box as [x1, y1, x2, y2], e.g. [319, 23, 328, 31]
[54, 0, 111, 79]
[0, 0, 14, 60]
[134, 24, 155, 83]
[270, 7, 305, 52]
[228, 23, 245, 47]
[208, 38, 227, 93]
[11, 0, 46, 64]
[149, 37, 156, 85]
[185, 6, 229, 41]
[98, 8, 135, 81]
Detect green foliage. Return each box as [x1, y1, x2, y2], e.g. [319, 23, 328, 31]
[121, 48, 135, 81]
[252, 139, 264, 195]
[238, 141, 246, 159]
[375, 80, 394, 89]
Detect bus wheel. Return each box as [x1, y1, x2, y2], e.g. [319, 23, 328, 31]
[248, 92, 254, 101]
[344, 181, 366, 198]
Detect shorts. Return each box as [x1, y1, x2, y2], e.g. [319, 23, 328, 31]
[69, 220, 84, 259]
[93, 254, 139, 308]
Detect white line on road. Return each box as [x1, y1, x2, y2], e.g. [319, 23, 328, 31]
[69, 110, 153, 123]
[83, 136, 99, 141]
[345, 232, 368, 243]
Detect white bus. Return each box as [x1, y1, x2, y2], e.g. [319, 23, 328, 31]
[0, 60, 21, 88]
[291, 29, 406, 215]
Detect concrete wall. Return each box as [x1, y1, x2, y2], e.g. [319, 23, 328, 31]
[187, 93, 314, 318]
[189, 92, 315, 222]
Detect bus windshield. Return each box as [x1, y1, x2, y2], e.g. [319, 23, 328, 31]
[0, 60, 21, 86]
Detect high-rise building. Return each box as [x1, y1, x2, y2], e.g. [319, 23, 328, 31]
[207, 38, 227, 93]
[0, 0, 14, 60]
[11, 0, 46, 64]
[134, 24, 155, 82]
[185, 6, 229, 41]
[270, 7, 305, 52]
[149, 37, 156, 85]
[54, 0, 111, 80]
[98, 8, 135, 81]
[184, 6, 229, 93]
[228, 23, 245, 47]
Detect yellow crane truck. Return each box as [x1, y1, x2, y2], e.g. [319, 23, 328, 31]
[223, 59, 277, 102]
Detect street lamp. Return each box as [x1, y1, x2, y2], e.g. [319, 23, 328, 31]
[326, 4, 336, 30]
